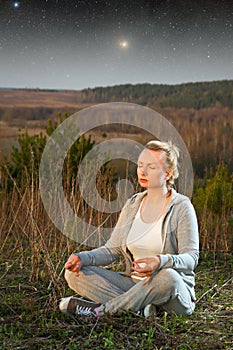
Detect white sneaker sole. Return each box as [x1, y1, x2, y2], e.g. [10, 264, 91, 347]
[59, 296, 73, 313]
[143, 304, 157, 317]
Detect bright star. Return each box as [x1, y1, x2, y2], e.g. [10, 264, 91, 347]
[119, 40, 129, 49]
[13, 2, 20, 8]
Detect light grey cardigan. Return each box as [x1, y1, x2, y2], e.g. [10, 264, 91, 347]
[77, 189, 199, 300]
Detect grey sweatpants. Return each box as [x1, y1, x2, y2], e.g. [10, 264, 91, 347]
[65, 266, 195, 316]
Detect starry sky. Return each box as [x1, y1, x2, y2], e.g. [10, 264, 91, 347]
[0, 0, 233, 90]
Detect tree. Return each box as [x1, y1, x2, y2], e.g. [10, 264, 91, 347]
[0, 112, 95, 192]
[1, 131, 46, 190]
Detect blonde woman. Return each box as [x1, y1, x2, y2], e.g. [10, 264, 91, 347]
[60, 140, 199, 317]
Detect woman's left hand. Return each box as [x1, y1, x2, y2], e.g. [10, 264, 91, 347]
[131, 256, 161, 285]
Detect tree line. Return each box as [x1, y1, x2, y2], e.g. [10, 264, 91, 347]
[79, 80, 233, 109]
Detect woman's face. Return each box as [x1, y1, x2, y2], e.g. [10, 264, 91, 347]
[137, 148, 168, 189]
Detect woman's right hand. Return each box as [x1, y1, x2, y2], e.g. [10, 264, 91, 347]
[65, 254, 83, 276]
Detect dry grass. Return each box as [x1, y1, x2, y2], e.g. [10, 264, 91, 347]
[0, 168, 232, 349]
[0, 89, 91, 108]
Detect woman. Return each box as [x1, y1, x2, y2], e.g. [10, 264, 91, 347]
[60, 140, 199, 317]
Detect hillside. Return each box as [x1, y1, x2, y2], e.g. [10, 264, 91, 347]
[81, 80, 233, 109]
[0, 80, 233, 177]
[0, 80, 233, 112]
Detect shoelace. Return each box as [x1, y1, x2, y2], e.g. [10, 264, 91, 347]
[76, 305, 95, 316]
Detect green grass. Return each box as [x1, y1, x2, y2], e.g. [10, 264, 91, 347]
[0, 252, 232, 350]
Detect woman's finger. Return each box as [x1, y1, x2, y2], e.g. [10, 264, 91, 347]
[142, 276, 151, 286]
[131, 265, 151, 273]
[131, 271, 152, 278]
[65, 255, 79, 269]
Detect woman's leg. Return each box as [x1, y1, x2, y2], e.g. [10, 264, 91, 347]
[97, 268, 195, 316]
[65, 266, 135, 304]
[65, 266, 195, 316]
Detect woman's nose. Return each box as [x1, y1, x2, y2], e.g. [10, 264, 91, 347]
[140, 167, 147, 176]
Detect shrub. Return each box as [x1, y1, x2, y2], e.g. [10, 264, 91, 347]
[193, 164, 233, 251]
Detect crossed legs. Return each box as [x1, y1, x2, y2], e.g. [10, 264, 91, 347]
[65, 266, 195, 316]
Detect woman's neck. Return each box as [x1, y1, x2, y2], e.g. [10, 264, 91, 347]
[146, 186, 169, 203]
[140, 187, 170, 223]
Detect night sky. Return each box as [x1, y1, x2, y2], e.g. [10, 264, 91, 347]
[0, 0, 233, 90]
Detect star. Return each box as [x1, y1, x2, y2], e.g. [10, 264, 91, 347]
[119, 40, 129, 49]
[13, 2, 20, 8]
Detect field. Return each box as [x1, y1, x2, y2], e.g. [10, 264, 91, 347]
[0, 86, 233, 349]
[0, 89, 90, 161]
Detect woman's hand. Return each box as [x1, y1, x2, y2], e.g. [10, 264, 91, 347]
[65, 254, 83, 277]
[131, 256, 161, 285]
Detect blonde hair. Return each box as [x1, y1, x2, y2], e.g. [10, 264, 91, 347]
[145, 140, 180, 191]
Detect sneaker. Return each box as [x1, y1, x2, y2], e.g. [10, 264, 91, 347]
[139, 304, 156, 318]
[59, 296, 100, 317]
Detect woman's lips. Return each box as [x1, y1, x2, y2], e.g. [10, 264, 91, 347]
[139, 178, 148, 183]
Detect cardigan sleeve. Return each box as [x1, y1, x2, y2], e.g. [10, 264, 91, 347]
[158, 199, 199, 271]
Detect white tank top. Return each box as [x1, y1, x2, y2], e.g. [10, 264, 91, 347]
[126, 201, 163, 261]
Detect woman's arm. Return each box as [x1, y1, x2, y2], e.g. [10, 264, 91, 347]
[159, 199, 199, 271]
[76, 246, 119, 266]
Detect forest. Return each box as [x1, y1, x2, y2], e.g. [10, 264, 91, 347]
[77, 80, 233, 109]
